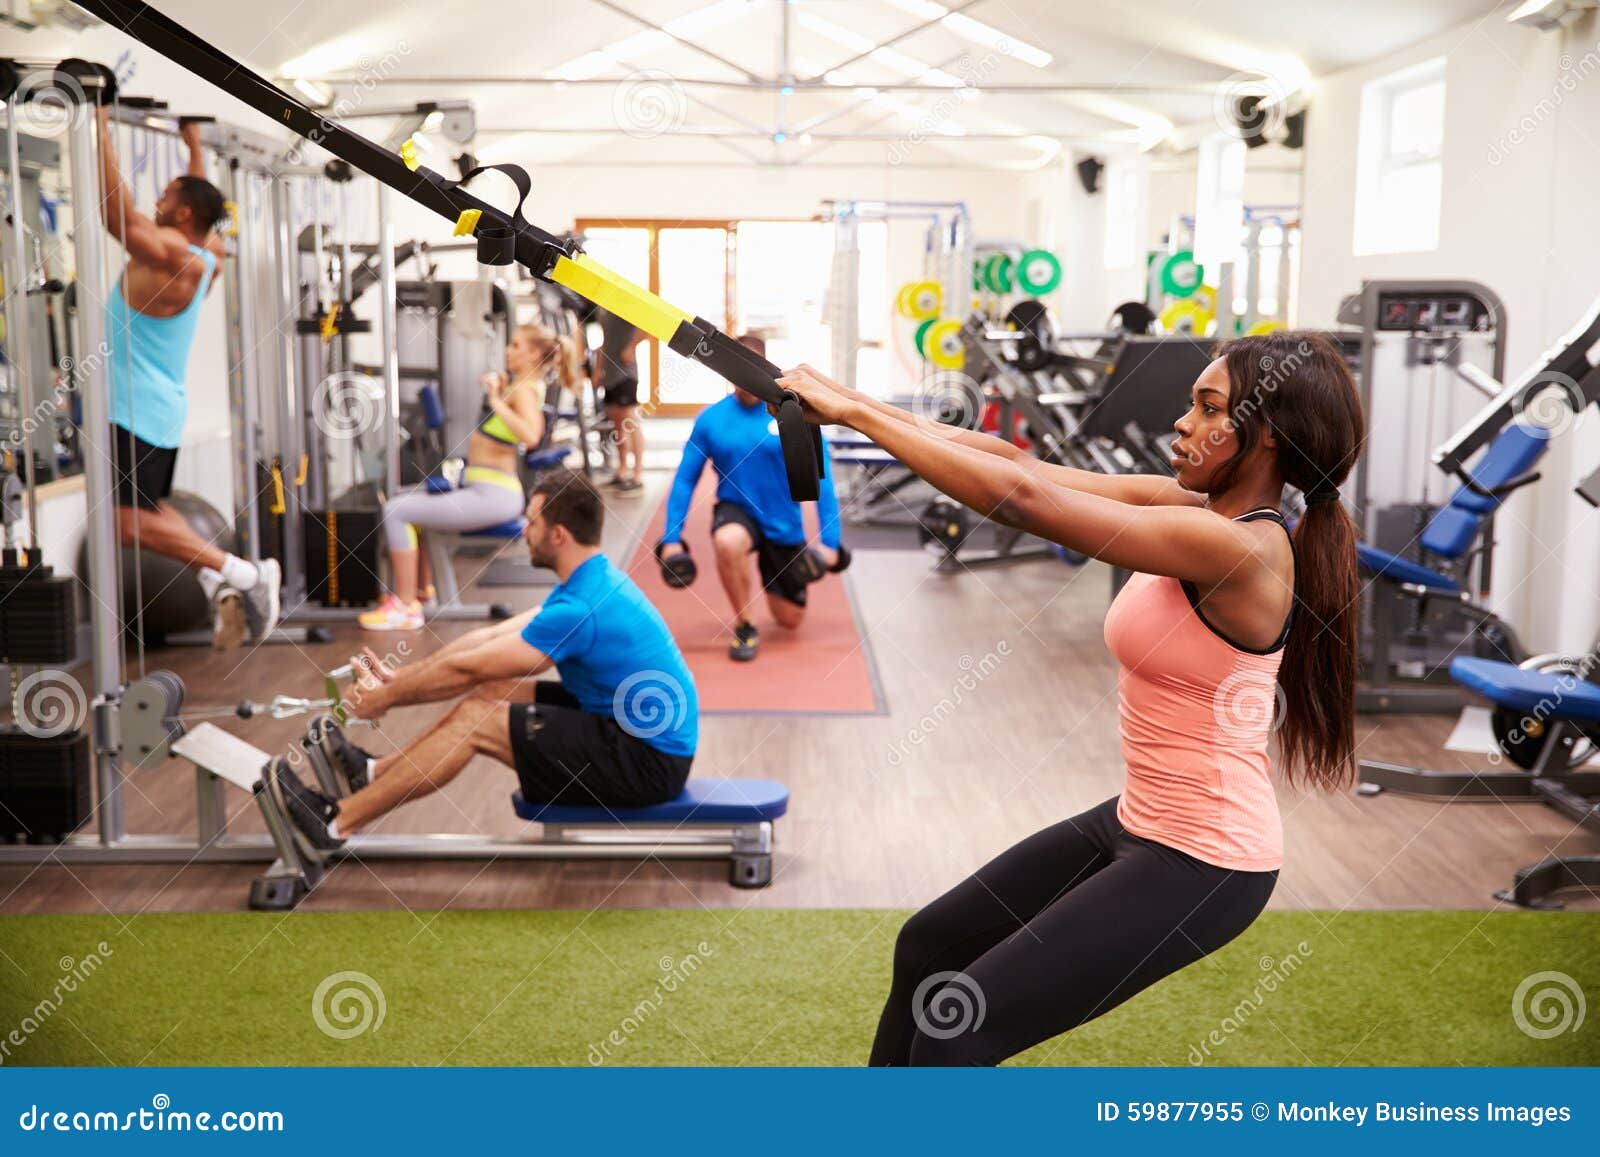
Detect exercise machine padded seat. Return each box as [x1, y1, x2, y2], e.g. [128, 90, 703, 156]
[1355, 542, 1461, 592]
[1450, 656, 1600, 721]
[512, 778, 790, 824]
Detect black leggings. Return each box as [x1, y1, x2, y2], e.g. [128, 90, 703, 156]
[870, 797, 1277, 1066]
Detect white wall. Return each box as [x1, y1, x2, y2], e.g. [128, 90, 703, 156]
[1299, 10, 1600, 652]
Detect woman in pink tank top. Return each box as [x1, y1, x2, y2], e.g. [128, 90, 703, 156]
[780, 332, 1364, 1066]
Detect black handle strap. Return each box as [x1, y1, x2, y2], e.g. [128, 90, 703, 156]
[454, 164, 532, 266]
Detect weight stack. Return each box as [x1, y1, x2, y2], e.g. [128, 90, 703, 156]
[303, 508, 382, 608]
[0, 728, 93, 844]
[0, 551, 79, 665]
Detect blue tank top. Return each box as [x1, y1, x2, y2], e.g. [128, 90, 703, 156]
[107, 245, 217, 449]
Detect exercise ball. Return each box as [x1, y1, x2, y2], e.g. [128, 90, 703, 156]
[77, 489, 237, 641]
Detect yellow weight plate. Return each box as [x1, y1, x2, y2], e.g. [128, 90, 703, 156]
[927, 318, 965, 369]
[1159, 299, 1214, 335]
[907, 280, 942, 321]
[1246, 318, 1286, 336]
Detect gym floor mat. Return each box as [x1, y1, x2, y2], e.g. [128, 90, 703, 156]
[1, 910, 1593, 1066]
[626, 479, 884, 715]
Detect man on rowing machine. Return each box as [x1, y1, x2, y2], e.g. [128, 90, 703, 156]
[270, 469, 698, 847]
[95, 107, 281, 648]
[657, 333, 847, 662]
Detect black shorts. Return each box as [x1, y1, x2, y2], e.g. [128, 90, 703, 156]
[602, 377, 640, 409]
[712, 500, 810, 607]
[508, 681, 693, 808]
[111, 424, 178, 511]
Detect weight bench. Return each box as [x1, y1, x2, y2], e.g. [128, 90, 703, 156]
[1356, 419, 1549, 711]
[512, 778, 789, 888]
[171, 722, 791, 909]
[1360, 656, 1600, 908]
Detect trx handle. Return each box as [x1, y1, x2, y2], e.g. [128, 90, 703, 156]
[455, 164, 531, 267]
[666, 320, 823, 501]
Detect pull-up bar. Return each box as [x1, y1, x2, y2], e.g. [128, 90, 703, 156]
[68, 0, 825, 501]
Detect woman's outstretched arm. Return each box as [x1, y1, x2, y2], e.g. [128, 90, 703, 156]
[826, 370, 1197, 509]
[783, 366, 1255, 585]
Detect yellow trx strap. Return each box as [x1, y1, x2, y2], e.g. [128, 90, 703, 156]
[548, 253, 693, 344]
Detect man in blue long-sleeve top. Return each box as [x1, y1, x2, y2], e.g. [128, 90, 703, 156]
[658, 334, 844, 661]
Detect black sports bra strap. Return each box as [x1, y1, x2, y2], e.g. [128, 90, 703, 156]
[1235, 507, 1295, 649]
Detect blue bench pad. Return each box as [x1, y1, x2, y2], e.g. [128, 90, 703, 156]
[1450, 657, 1600, 721]
[464, 518, 527, 538]
[512, 778, 790, 824]
[1356, 542, 1461, 592]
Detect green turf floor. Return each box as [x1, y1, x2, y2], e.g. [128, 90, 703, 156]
[1, 910, 1595, 1066]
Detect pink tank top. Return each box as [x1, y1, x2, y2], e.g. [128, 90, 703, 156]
[1101, 509, 1291, 871]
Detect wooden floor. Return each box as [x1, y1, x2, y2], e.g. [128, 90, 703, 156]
[2, 469, 1594, 915]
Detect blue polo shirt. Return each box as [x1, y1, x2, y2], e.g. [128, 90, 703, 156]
[520, 553, 697, 757]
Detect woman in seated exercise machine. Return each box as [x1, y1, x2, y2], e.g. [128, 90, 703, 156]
[361, 322, 579, 631]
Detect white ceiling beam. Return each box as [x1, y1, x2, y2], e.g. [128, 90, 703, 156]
[309, 74, 1224, 95]
[581, 0, 765, 82]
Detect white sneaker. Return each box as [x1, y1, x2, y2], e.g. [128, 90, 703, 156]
[242, 558, 282, 642]
[358, 595, 424, 631]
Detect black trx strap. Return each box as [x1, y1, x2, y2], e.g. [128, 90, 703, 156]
[71, 0, 823, 501]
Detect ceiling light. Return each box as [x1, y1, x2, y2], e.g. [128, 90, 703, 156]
[798, 10, 963, 85]
[291, 77, 333, 107]
[547, 0, 755, 79]
[279, 36, 373, 79]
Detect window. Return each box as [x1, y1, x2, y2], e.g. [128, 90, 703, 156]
[1354, 58, 1445, 256]
[1102, 158, 1141, 270]
[574, 217, 888, 414]
[1192, 135, 1246, 276]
